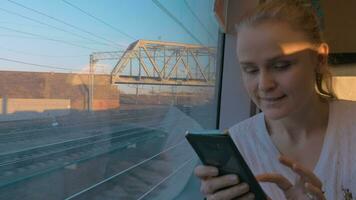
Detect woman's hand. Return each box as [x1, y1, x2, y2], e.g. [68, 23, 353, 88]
[194, 165, 255, 200]
[256, 156, 326, 200]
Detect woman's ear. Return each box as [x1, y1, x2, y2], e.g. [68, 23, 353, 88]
[315, 43, 329, 73]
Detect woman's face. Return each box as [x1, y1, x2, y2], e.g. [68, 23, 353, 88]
[237, 21, 320, 120]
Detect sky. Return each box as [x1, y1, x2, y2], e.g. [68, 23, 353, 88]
[0, 0, 220, 74]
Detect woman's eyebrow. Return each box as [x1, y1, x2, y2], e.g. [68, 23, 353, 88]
[266, 55, 285, 63]
[239, 61, 255, 65]
[239, 55, 286, 65]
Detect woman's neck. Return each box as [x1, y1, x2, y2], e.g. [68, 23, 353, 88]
[266, 94, 329, 142]
[265, 95, 330, 170]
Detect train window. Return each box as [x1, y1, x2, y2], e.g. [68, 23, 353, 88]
[0, 0, 222, 199]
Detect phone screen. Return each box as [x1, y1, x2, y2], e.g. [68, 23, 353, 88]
[193, 135, 243, 175]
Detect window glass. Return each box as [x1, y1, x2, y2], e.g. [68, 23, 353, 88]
[0, 0, 221, 199]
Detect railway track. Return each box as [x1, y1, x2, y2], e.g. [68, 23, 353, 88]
[0, 110, 166, 143]
[66, 140, 196, 200]
[0, 117, 184, 188]
[0, 106, 198, 199]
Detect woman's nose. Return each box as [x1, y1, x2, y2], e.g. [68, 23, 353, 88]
[258, 71, 276, 91]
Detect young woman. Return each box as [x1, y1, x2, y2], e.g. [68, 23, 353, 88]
[194, 1, 356, 199]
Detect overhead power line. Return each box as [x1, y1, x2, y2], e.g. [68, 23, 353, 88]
[7, 0, 127, 49]
[183, 0, 216, 42]
[0, 33, 45, 40]
[62, 0, 136, 41]
[0, 25, 98, 50]
[0, 33, 106, 50]
[151, 0, 203, 45]
[0, 45, 89, 58]
[0, 7, 113, 48]
[0, 57, 77, 72]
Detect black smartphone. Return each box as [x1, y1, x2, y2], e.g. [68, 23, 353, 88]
[185, 130, 267, 200]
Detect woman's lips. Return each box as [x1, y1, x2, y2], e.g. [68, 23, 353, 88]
[259, 95, 286, 102]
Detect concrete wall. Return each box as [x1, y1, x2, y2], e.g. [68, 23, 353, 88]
[0, 71, 120, 111]
[0, 98, 71, 121]
[5, 98, 70, 114]
[92, 99, 119, 111]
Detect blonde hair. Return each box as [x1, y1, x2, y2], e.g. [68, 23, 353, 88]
[237, 0, 336, 99]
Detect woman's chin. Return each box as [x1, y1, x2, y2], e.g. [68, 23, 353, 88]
[262, 109, 289, 120]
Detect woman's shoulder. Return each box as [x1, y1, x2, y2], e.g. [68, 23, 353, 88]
[332, 99, 356, 112]
[329, 99, 356, 142]
[228, 112, 264, 137]
[228, 113, 268, 168]
[331, 99, 356, 121]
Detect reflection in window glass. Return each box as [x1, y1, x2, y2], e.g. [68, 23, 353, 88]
[0, 0, 221, 199]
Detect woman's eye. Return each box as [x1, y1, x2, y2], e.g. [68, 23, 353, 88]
[242, 66, 259, 74]
[273, 62, 291, 70]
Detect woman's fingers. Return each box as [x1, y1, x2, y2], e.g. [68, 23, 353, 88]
[195, 165, 219, 179]
[293, 164, 322, 189]
[206, 182, 250, 200]
[279, 156, 322, 188]
[256, 158, 326, 200]
[233, 192, 255, 200]
[278, 155, 295, 168]
[256, 173, 293, 191]
[201, 174, 240, 195]
[305, 182, 326, 200]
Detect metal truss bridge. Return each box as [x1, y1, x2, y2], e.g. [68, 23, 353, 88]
[90, 40, 217, 87]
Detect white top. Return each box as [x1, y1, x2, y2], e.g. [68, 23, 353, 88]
[229, 100, 356, 200]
